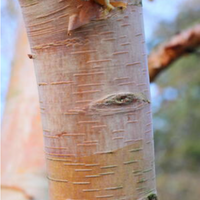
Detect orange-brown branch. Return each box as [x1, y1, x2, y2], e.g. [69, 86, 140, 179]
[148, 24, 200, 82]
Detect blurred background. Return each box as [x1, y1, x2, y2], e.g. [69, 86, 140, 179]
[1, 0, 200, 199]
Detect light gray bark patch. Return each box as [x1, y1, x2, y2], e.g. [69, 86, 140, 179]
[94, 93, 150, 107]
[84, 93, 150, 116]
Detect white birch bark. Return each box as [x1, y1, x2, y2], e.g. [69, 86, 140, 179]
[18, 0, 157, 199]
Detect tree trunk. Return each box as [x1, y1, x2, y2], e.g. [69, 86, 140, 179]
[18, 0, 157, 199]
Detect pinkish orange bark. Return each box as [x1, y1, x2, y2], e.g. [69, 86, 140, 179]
[18, 0, 157, 199]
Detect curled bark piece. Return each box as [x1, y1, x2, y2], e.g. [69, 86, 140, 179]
[68, 0, 127, 34]
[68, 1, 102, 34]
[148, 24, 200, 82]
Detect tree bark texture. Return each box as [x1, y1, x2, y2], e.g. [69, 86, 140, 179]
[18, 0, 156, 199]
[1, 22, 48, 200]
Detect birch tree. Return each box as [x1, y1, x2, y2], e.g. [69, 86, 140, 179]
[17, 0, 157, 199]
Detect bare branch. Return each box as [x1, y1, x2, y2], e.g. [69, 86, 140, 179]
[148, 24, 200, 82]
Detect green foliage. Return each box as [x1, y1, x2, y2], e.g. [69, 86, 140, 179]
[150, 0, 200, 176]
[154, 53, 200, 172]
[156, 172, 200, 200]
[147, 193, 158, 200]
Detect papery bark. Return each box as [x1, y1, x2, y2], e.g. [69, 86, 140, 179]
[18, 0, 157, 199]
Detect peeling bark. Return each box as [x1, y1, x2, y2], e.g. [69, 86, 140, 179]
[18, 0, 156, 199]
[148, 24, 200, 82]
